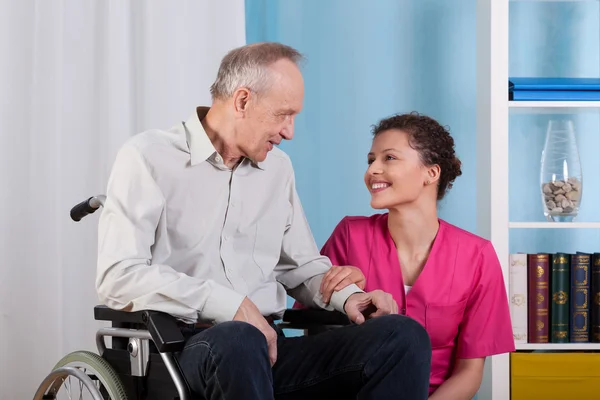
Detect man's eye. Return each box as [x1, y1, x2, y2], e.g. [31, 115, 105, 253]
[367, 159, 374, 165]
[386, 155, 396, 161]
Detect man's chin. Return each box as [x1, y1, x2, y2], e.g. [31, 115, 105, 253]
[249, 151, 268, 164]
[258, 151, 269, 161]
[260, 145, 275, 159]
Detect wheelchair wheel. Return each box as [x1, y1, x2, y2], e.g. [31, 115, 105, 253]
[34, 350, 127, 400]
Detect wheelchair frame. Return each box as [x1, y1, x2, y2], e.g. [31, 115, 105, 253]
[34, 194, 351, 400]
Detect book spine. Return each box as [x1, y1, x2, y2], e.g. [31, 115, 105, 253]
[510, 253, 528, 343]
[571, 253, 591, 342]
[591, 253, 600, 343]
[550, 253, 570, 343]
[528, 253, 550, 343]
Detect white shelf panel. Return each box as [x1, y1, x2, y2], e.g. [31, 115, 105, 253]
[509, 222, 600, 229]
[510, 0, 598, 2]
[517, 343, 600, 350]
[509, 101, 600, 113]
[510, 101, 600, 108]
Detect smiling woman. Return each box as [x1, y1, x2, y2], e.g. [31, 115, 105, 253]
[366, 112, 463, 204]
[312, 112, 515, 398]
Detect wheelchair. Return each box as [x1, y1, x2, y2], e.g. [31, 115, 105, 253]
[33, 195, 352, 400]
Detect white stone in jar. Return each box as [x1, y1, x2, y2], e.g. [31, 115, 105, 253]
[541, 177, 581, 215]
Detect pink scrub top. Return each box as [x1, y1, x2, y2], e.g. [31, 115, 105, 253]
[316, 213, 515, 395]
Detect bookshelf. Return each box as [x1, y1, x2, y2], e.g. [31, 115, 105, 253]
[477, 0, 599, 399]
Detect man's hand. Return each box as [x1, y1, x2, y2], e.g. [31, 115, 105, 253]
[233, 297, 278, 366]
[343, 290, 398, 324]
[320, 265, 366, 304]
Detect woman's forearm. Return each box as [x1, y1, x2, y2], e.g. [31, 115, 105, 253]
[428, 372, 479, 400]
[428, 358, 484, 400]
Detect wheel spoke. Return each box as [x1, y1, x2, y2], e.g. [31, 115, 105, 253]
[65, 376, 73, 399]
[78, 368, 85, 400]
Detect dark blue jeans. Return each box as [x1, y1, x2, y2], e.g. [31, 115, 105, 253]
[177, 314, 432, 399]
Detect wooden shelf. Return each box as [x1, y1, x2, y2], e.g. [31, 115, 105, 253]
[509, 222, 600, 229]
[516, 343, 600, 350]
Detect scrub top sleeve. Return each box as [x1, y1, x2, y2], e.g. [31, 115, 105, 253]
[457, 241, 516, 359]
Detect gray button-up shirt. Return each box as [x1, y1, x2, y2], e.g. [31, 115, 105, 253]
[96, 107, 362, 324]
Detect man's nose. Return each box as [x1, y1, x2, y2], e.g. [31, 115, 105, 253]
[280, 116, 294, 140]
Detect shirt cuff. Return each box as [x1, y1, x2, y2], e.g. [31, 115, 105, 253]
[329, 283, 364, 314]
[201, 284, 246, 324]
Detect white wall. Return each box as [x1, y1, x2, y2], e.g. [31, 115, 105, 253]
[0, 1, 245, 398]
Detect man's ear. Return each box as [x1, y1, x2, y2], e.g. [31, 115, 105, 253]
[233, 88, 251, 115]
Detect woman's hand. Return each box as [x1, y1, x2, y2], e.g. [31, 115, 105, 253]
[320, 265, 366, 304]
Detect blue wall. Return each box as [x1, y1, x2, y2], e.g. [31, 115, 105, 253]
[245, 0, 477, 249]
[245, 0, 600, 261]
[245, 0, 479, 372]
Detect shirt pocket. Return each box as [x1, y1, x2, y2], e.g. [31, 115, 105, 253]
[425, 298, 468, 349]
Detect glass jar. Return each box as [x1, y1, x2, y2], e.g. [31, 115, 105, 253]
[540, 119, 583, 222]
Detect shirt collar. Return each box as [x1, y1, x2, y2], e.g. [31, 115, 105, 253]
[183, 107, 217, 166]
[184, 106, 265, 170]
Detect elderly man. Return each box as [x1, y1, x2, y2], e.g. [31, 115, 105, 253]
[96, 42, 431, 399]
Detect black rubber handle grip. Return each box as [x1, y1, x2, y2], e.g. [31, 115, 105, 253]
[70, 197, 97, 222]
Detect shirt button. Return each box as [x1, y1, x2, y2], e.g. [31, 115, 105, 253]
[215, 155, 222, 163]
[223, 235, 229, 241]
[401, 308, 406, 314]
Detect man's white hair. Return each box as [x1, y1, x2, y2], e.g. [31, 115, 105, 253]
[210, 42, 303, 100]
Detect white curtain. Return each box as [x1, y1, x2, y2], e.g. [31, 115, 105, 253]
[0, 1, 246, 397]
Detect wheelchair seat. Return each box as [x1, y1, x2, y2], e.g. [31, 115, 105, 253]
[35, 304, 351, 400]
[33, 194, 352, 400]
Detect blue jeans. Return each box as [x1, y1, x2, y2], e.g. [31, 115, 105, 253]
[177, 314, 432, 399]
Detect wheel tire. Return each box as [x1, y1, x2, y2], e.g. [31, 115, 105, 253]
[52, 350, 128, 400]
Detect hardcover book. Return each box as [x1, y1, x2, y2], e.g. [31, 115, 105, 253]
[550, 253, 570, 343]
[571, 252, 591, 342]
[510, 253, 528, 343]
[528, 253, 550, 343]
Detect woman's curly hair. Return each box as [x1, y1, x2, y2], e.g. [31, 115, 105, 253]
[371, 112, 462, 200]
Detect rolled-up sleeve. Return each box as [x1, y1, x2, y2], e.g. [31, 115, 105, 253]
[273, 168, 362, 313]
[96, 144, 244, 324]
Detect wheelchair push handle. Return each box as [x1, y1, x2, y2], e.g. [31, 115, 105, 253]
[70, 195, 106, 222]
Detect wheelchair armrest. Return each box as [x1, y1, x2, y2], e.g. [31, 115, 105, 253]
[281, 308, 351, 329]
[94, 305, 185, 353]
[94, 305, 146, 324]
[142, 310, 186, 353]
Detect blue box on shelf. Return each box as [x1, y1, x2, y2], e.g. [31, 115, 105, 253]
[509, 77, 600, 101]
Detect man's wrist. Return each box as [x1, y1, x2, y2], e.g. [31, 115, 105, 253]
[342, 292, 361, 312]
[330, 284, 364, 314]
[203, 286, 246, 324]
